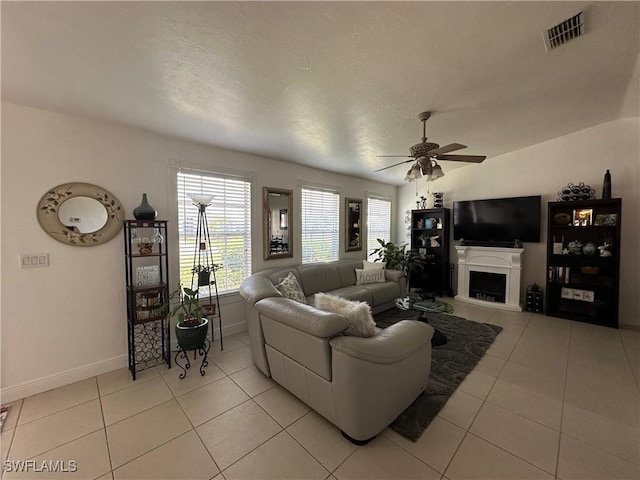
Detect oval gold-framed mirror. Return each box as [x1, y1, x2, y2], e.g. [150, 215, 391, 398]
[263, 187, 293, 260]
[37, 182, 124, 246]
[345, 198, 362, 252]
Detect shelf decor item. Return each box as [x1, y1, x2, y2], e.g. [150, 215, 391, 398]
[433, 192, 444, 208]
[572, 208, 592, 226]
[556, 182, 595, 201]
[602, 170, 612, 199]
[133, 193, 157, 220]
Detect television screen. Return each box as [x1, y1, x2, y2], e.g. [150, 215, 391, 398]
[453, 195, 541, 243]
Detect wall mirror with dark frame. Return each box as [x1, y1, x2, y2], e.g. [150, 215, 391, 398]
[345, 198, 362, 252]
[37, 182, 124, 246]
[263, 187, 293, 260]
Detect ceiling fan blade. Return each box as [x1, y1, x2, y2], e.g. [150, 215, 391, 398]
[437, 154, 486, 163]
[374, 159, 414, 172]
[376, 155, 413, 158]
[429, 143, 467, 155]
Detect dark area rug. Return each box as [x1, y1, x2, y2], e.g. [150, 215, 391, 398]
[374, 308, 502, 442]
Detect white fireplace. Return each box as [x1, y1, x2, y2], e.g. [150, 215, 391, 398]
[455, 245, 524, 311]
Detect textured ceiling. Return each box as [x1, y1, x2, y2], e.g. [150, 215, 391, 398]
[2, 2, 639, 185]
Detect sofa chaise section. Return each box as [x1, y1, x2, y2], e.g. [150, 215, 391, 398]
[239, 260, 434, 442]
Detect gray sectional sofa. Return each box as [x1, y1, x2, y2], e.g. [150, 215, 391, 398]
[239, 259, 434, 442]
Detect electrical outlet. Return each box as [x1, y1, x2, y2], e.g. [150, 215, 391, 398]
[20, 253, 49, 268]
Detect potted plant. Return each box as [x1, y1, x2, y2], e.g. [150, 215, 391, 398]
[169, 285, 209, 351]
[369, 238, 426, 290]
[191, 264, 222, 287]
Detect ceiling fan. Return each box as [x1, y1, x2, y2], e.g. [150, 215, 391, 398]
[375, 112, 486, 182]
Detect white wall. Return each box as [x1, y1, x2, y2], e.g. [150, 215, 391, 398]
[1, 103, 396, 402]
[398, 118, 640, 328]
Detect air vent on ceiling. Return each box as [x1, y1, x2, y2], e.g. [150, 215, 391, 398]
[543, 11, 585, 52]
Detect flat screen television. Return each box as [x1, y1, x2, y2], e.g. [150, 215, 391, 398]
[453, 195, 541, 244]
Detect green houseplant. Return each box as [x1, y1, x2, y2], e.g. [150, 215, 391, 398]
[169, 285, 209, 351]
[369, 238, 426, 290]
[191, 264, 222, 287]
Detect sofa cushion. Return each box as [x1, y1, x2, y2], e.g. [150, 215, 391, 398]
[297, 264, 342, 295]
[333, 260, 365, 288]
[363, 260, 386, 269]
[360, 281, 402, 306]
[314, 293, 377, 337]
[355, 267, 385, 285]
[275, 272, 307, 304]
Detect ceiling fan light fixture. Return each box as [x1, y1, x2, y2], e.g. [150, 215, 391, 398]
[404, 168, 415, 182]
[431, 163, 445, 180]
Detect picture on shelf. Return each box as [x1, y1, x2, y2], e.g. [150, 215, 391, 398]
[572, 208, 593, 226]
[202, 303, 217, 316]
[594, 213, 617, 226]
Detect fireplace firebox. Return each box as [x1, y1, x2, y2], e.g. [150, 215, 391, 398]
[469, 271, 506, 303]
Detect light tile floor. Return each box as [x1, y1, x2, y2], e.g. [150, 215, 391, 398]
[2, 300, 640, 480]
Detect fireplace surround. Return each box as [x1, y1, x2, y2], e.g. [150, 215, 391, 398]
[455, 246, 524, 311]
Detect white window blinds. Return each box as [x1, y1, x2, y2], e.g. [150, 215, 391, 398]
[301, 187, 339, 263]
[367, 197, 392, 258]
[177, 170, 252, 294]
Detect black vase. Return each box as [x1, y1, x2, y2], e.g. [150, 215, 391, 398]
[602, 170, 612, 199]
[133, 193, 157, 220]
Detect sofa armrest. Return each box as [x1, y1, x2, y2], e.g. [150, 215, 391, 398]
[239, 275, 282, 305]
[383, 269, 408, 297]
[329, 320, 433, 364]
[255, 297, 350, 338]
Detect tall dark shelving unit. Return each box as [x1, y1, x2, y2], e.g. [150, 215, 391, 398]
[410, 208, 452, 296]
[124, 220, 171, 379]
[545, 198, 621, 328]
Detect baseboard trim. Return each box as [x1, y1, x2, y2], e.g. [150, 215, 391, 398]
[1, 354, 128, 404]
[1, 321, 248, 404]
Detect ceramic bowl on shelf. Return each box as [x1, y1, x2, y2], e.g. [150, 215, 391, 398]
[553, 212, 572, 225]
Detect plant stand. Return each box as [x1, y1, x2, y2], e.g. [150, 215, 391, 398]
[189, 195, 224, 352]
[174, 339, 210, 379]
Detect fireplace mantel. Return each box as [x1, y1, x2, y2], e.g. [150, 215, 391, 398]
[455, 245, 524, 311]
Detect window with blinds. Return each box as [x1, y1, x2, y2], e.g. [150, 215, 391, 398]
[301, 188, 339, 263]
[177, 170, 252, 294]
[367, 197, 392, 258]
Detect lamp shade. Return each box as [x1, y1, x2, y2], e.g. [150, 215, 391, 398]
[431, 163, 445, 180]
[404, 168, 414, 182]
[189, 194, 214, 206]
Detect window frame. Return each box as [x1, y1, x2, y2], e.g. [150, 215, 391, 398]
[366, 195, 392, 259]
[300, 185, 340, 264]
[175, 167, 254, 295]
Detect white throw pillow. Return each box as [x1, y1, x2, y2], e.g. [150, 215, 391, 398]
[355, 267, 386, 285]
[314, 293, 377, 337]
[275, 272, 308, 304]
[363, 260, 386, 270]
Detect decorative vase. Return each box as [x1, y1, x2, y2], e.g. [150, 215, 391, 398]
[133, 193, 157, 220]
[602, 170, 612, 199]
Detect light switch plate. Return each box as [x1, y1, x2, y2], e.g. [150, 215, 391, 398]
[20, 253, 49, 268]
